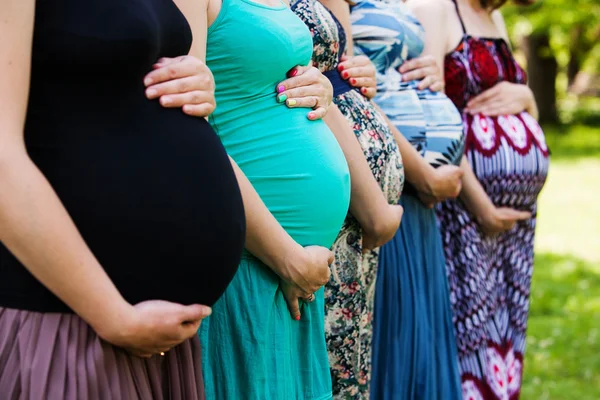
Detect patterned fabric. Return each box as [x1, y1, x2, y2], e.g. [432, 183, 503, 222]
[351, 0, 465, 167]
[292, 0, 404, 398]
[438, 3, 550, 399]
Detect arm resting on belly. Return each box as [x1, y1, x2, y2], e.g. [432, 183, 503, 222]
[324, 105, 402, 250]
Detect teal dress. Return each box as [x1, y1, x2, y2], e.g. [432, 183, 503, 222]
[199, 1, 351, 399]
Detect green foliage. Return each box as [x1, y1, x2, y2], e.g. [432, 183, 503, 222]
[525, 123, 600, 399]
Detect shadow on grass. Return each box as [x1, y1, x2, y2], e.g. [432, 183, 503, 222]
[523, 252, 600, 400]
[543, 124, 600, 161]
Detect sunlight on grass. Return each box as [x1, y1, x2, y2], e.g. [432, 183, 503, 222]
[524, 123, 600, 399]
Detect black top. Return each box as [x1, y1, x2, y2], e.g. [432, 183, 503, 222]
[0, 0, 245, 312]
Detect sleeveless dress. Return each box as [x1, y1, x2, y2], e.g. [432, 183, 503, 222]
[199, 1, 351, 399]
[292, 0, 403, 397]
[0, 0, 246, 398]
[351, 1, 463, 399]
[438, 2, 550, 399]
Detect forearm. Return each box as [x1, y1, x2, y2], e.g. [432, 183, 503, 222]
[324, 105, 390, 231]
[228, 156, 304, 280]
[458, 156, 495, 221]
[372, 102, 433, 191]
[0, 152, 130, 333]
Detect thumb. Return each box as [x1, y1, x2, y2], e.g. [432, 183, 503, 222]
[340, 54, 349, 62]
[283, 290, 302, 321]
[178, 304, 212, 323]
[514, 210, 532, 221]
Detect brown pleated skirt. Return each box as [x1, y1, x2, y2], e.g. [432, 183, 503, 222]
[0, 307, 205, 400]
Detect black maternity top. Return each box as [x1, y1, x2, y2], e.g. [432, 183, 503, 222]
[0, 0, 245, 312]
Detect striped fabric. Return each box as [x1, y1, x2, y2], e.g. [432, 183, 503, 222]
[351, 0, 465, 167]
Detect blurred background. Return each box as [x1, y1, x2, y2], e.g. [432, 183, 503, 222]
[502, 1, 599, 398]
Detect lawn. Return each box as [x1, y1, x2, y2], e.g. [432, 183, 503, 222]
[522, 123, 600, 399]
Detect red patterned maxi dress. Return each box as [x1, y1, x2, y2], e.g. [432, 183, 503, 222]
[436, 4, 550, 400]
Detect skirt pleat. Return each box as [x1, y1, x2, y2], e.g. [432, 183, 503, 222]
[0, 306, 205, 400]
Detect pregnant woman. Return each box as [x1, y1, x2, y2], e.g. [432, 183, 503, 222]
[351, 1, 466, 398]
[412, 0, 549, 398]
[0, 0, 247, 398]
[175, 0, 351, 398]
[292, 0, 404, 396]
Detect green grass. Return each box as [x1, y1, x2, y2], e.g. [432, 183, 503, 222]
[523, 123, 600, 399]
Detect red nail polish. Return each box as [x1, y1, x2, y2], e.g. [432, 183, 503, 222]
[308, 112, 316, 120]
[361, 87, 367, 94]
[337, 65, 344, 72]
[295, 315, 301, 321]
[350, 78, 356, 85]
[289, 68, 298, 77]
[342, 71, 349, 79]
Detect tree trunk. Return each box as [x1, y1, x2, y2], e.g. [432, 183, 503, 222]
[523, 32, 559, 124]
[567, 25, 584, 88]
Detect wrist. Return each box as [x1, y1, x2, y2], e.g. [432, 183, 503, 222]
[91, 298, 136, 344]
[273, 241, 307, 284]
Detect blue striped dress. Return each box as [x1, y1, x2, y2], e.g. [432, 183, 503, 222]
[351, 1, 463, 399]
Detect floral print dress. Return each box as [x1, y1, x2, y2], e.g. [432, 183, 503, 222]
[291, 0, 404, 397]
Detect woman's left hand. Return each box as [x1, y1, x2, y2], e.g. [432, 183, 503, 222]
[276, 66, 333, 120]
[398, 54, 444, 92]
[337, 55, 378, 99]
[143, 56, 216, 117]
[465, 81, 534, 116]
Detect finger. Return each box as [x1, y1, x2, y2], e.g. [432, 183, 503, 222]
[146, 74, 212, 99]
[182, 103, 216, 118]
[467, 100, 503, 115]
[308, 106, 328, 121]
[178, 319, 203, 339]
[466, 86, 498, 109]
[513, 210, 532, 220]
[347, 77, 376, 89]
[152, 56, 179, 70]
[278, 85, 323, 102]
[341, 66, 373, 81]
[285, 96, 318, 109]
[155, 90, 214, 108]
[398, 55, 433, 73]
[338, 55, 370, 71]
[416, 75, 436, 91]
[339, 54, 349, 62]
[144, 58, 206, 87]
[360, 87, 377, 99]
[429, 80, 445, 93]
[178, 304, 212, 323]
[278, 68, 319, 91]
[286, 65, 310, 79]
[283, 290, 302, 320]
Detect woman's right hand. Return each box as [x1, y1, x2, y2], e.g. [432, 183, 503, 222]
[477, 207, 532, 235]
[98, 300, 212, 358]
[418, 165, 464, 208]
[279, 246, 334, 320]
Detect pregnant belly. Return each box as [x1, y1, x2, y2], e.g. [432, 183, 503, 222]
[25, 123, 245, 308]
[222, 113, 350, 248]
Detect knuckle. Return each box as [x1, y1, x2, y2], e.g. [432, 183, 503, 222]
[167, 66, 178, 78]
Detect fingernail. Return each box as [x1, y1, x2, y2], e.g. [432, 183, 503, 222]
[161, 96, 172, 105]
[144, 78, 153, 86]
[342, 71, 349, 79]
[337, 65, 344, 72]
[277, 85, 285, 93]
[308, 112, 316, 120]
[277, 94, 287, 103]
[295, 315, 301, 321]
[290, 68, 298, 77]
[146, 88, 157, 98]
[287, 99, 297, 106]
[350, 78, 356, 85]
[361, 87, 367, 94]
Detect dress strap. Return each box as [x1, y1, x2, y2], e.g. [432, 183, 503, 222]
[451, 0, 467, 34]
